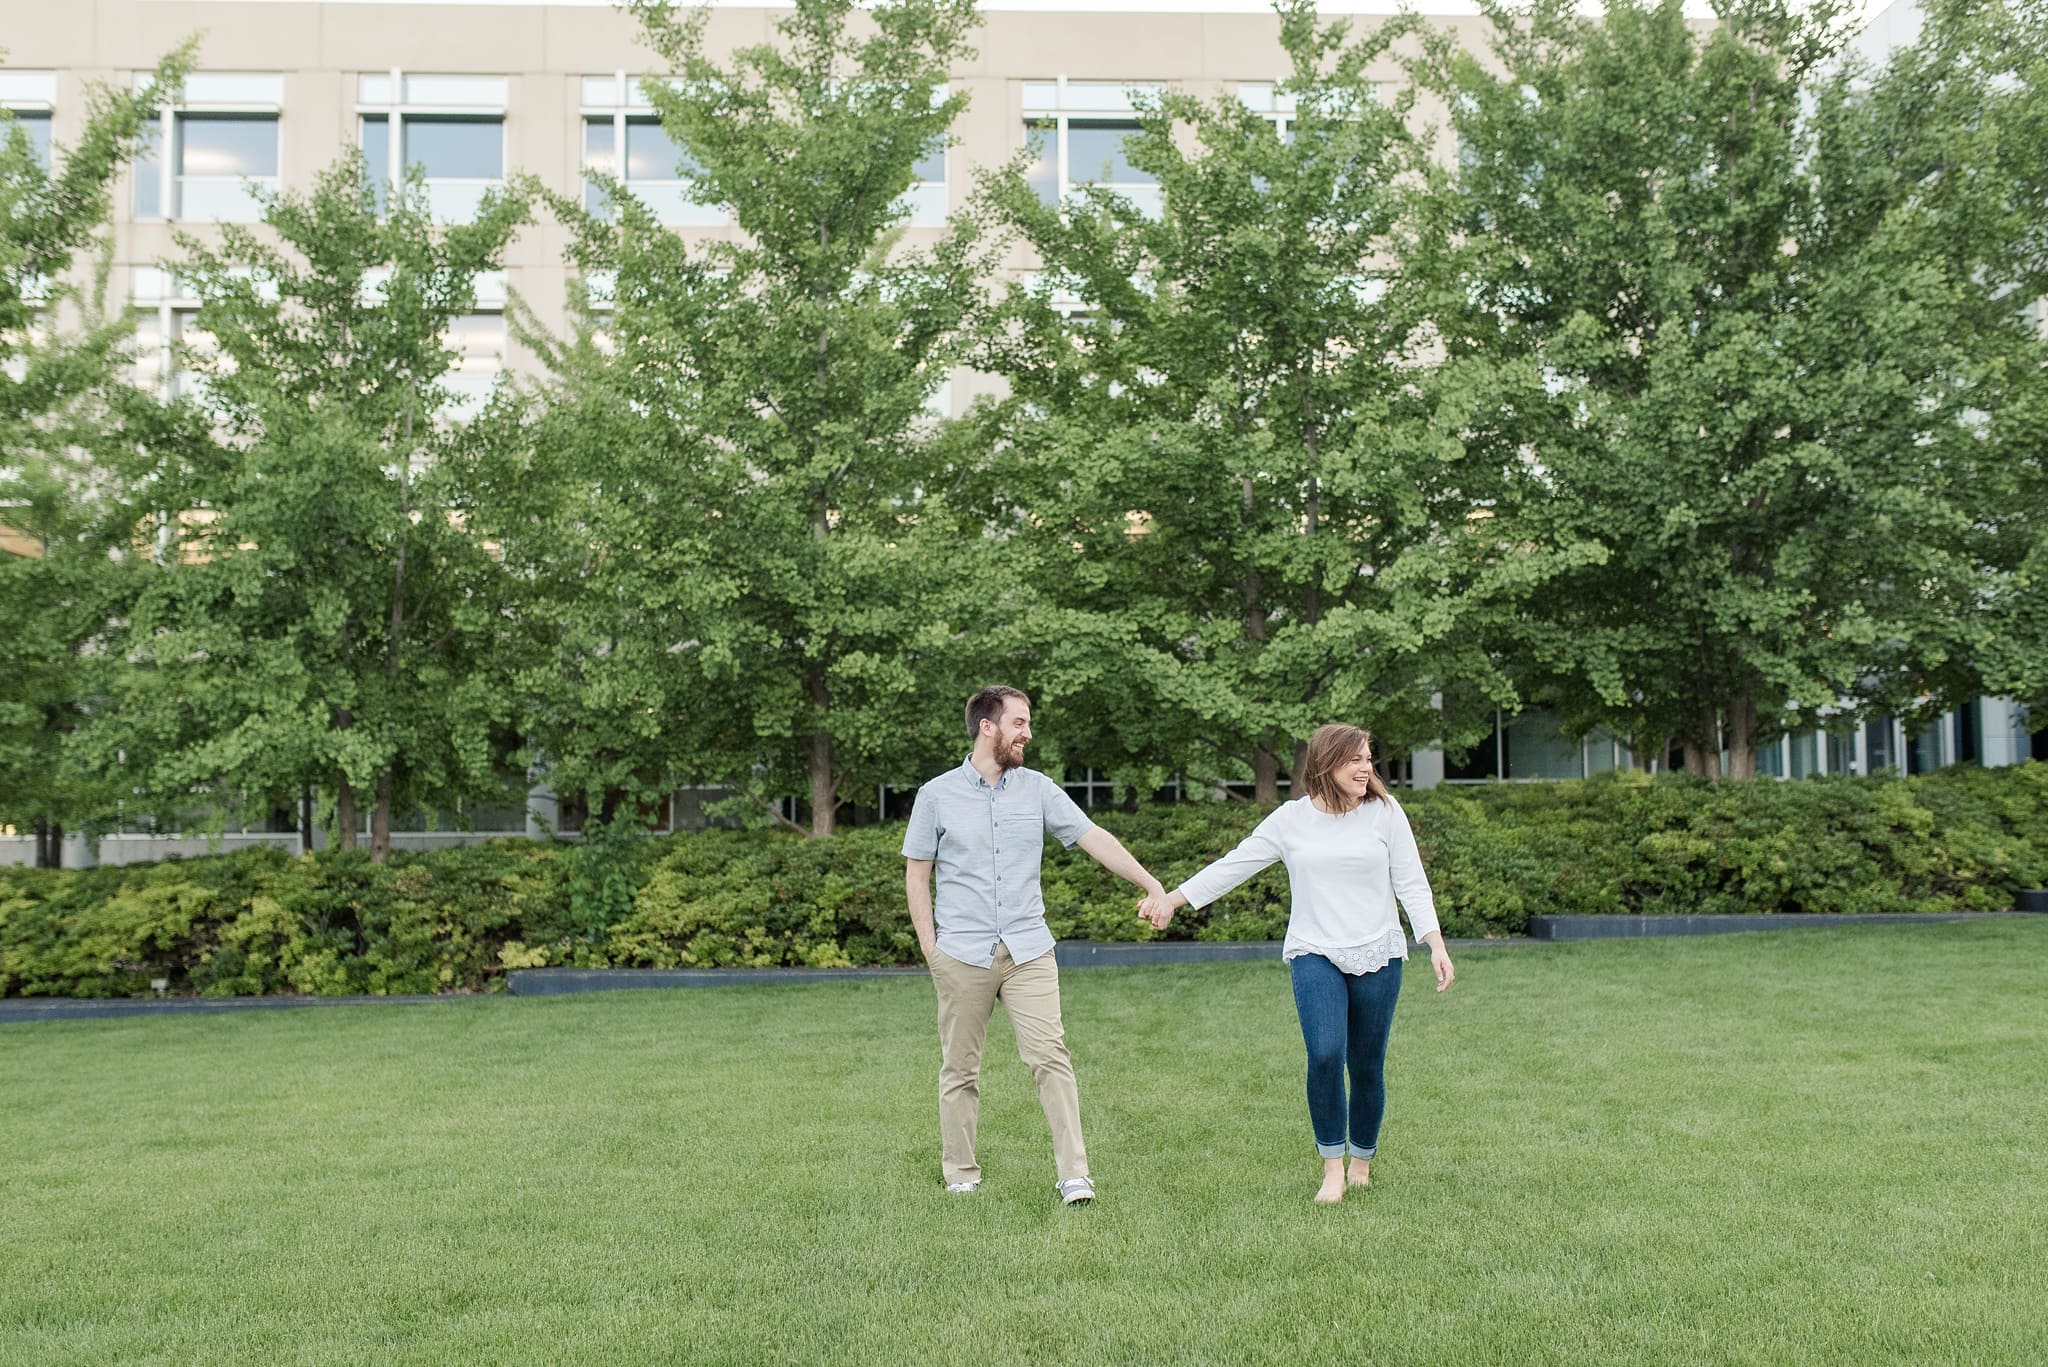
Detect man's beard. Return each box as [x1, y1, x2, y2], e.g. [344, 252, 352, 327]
[995, 736, 1026, 771]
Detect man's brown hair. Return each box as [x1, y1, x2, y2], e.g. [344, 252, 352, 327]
[966, 685, 1030, 739]
[1300, 723, 1391, 811]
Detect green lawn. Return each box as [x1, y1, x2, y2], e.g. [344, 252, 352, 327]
[3, 922, 2045, 1365]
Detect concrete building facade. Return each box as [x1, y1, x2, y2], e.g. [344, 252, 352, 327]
[0, 0, 1479, 411]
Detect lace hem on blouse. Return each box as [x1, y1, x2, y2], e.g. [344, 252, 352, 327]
[1283, 927, 1411, 976]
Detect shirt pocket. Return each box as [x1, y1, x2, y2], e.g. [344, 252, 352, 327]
[994, 810, 1044, 851]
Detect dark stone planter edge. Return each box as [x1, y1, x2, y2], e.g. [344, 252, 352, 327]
[0, 992, 455, 1024]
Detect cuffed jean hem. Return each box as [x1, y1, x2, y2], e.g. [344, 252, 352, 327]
[1315, 1140, 1347, 1159]
[1349, 1144, 1377, 1161]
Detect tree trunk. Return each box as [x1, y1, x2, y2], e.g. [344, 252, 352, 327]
[1683, 704, 1723, 781]
[34, 819, 60, 869]
[1253, 743, 1281, 806]
[370, 772, 393, 863]
[1725, 693, 1757, 781]
[335, 774, 359, 851]
[807, 669, 836, 838]
[1289, 739, 1310, 796]
[808, 729, 836, 838]
[333, 704, 359, 850]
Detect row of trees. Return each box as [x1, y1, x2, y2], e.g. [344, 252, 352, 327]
[2, 0, 2043, 860]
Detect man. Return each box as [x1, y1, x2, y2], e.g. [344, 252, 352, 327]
[903, 684, 1166, 1205]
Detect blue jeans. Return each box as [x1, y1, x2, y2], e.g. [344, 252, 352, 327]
[1289, 953, 1403, 1160]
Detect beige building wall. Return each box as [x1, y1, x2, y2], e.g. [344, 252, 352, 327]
[3, 0, 1479, 408]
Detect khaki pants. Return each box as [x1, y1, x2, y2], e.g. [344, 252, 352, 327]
[928, 943, 1088, 1185]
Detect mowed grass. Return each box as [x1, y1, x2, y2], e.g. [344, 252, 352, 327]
[3, 922, 2045, 1366]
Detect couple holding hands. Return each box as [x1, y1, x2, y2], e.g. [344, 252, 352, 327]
[903, 685, 1456, 1208]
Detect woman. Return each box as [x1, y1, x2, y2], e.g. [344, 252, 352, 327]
[1140, 724, 1454, 1204]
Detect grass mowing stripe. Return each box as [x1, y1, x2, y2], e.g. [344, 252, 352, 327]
[2, 921, 2044, 1365]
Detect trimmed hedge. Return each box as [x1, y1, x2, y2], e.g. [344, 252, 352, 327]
[3, 764, 2044, 997]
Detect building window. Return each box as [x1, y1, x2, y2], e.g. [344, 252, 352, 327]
[1907, 714, 1952, 775]
[1019, 272, 1097, 328]
[1503, 709, 1583, 780]
[902, 133, 948, 228]
[358, 72, 506, 222]
[9, 110, 52, 165]
[579, 72, 725, 227]
[434, 270, 508, 419]
[133, 266, 505, 419]
[1021, 79, 1162, 215]
[128, 269, 213, 403]
[1, 71, 56, 168]
[442, 312, 506, 418]
[1440, 709, 1661, 783]
[361, 266, 508, 418]
[1442, 712, 1504, 782]
[133, 74, 282, 223]
[568, 268, 618, 354]
[1583, 728, 1621, 775]
[2, 307, 46, 387]
[898, 85, 950, 228]
[1236, 82, 1299, 139]
[1237, 79, 1379, 140]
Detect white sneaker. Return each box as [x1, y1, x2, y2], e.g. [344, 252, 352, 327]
[945, 1179, 980, 1194]
[1056, 1176, 1095, 1206]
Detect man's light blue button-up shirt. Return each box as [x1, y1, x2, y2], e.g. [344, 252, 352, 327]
[902, 758, 1095, 968]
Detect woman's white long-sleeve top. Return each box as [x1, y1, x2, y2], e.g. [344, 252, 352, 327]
[1175, 795, 1441, 975]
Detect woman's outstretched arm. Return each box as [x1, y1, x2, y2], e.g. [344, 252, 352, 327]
[1139, 810, 1288, 929]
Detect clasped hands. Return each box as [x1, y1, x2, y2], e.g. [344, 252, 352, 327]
[1135, 889, 1178, 931]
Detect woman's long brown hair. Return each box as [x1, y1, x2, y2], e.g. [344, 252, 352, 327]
[1300, 723, 1391, 811]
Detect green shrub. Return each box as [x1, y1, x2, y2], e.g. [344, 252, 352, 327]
[2, 763, 2043, 995]
[0, 841, 571, 999]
